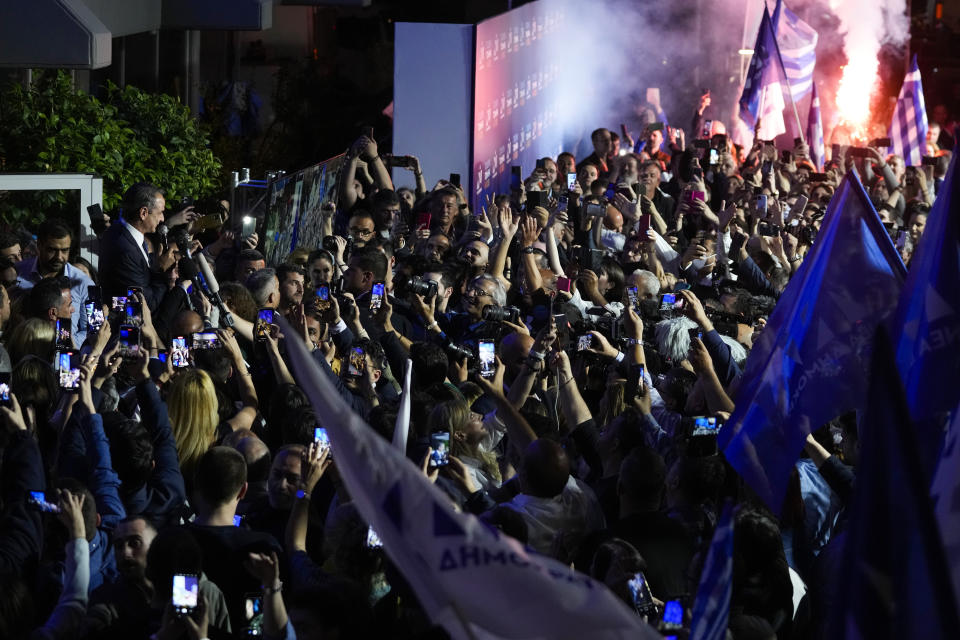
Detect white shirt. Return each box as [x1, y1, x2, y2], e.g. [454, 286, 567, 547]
[504, 476, 605, 558]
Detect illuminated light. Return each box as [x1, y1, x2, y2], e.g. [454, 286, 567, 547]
[835, 59, 877, 136]
[738, 49, 754, 55]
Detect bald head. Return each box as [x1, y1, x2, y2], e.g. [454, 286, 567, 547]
[500, 332, 535, 380]
[172, 310, 204, 337]
[520, 439, 570, 498]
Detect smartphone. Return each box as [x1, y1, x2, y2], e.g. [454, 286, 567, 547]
[648, 121, 664, 132]
[241, 216, 257, 241]
[729, 232, 748, 257]
[361, 126, 374, 139]
[584, 202, 606, 218]
[757, 221, 781, 237]
[808, 172, 829, 182]
[244, 593, 263, 636]
[662, 600, 683, 630]
[849, 147, 872, 158]
[193, 213, 224, 232]
[172, 574, 199, 615]
[792, 195, 809, 218]
[659, 292, 684, 310]
[56, 352, 79, 391]
[527, 190, 546, 209]
[756, 194, 768, 214]
[637, 213, 651, 236]
[793, 136, 803, 147]
[557, 195, 568, 212]
[315, 283, 330, 303]
[684, 190, 705, 204]
[157, 350, 168, 364]
[168, 336, 189, 368]
[556, 276, 572, 293]
[254, 308, 274, 342]
[831, 143, 841, 160]
[27, 491, 60, 513]
[566, 172, 576, 191]
[449, 173, 461, 188]
[366, 526, 383, 549]
[701, 119, 712, 138]
[627, 286, 639, 309]
[314, 427, 332, 456]
[536, 157, 546, 170]
[111, 296, 128, 312]
[125, 299, 142, 326]
[233, 514, 244, 527]
[709, 148, 719, 166]
[370, 282, 385, 311]
[577, 334, 592, 351]
[478, 339, 496, 378]
[780, 149, 792, 163]
[627, 572, 657, 617]
[416, 213, 431, 233]
[348, 346, 365, 377]
[192, 331, 220, 350]
[688, 327, 703, 343]
[119, 324, 141, 359]
[429, 431, 451, 467]
[55, 318, 72, 350]
[85, 286, 104, 332]
[0, 372, 10, 409]
[510, 166, 522, 191]
[553, 313, 570, 349]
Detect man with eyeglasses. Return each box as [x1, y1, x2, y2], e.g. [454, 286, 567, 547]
[347, 211, 377, 249]
[414, 273, 507, 349]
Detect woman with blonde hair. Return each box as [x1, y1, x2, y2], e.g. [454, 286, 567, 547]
[167, 368, 220, 486]
[7, 317, 55, 366]
[427, 396, 502, 490]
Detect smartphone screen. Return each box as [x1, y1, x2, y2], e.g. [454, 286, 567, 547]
[756, 194, 768, 214]
[255, 308, 274, 342]
[28, 491, 60, 513]
[478, 340, 496, 378]
[84, 301, 105, 332]
[55, 318, 72, 349]
[57, 352, 79, 391]
[556, 276, 572, 293]
[244, 593, 263, 635]
[171, 336, 190, 368]
[557, 195, 568, 212]
[709, 148, 719, 165]
[701, 119, 712, 138]
[604, 181, 617, 200]
[348, 347, 365, 377]
[627, 286, 639, 309]
[627, 572, 656, 616]
[119, 325, 141, 359]
[553, 314, 570, 349]
[577, 334, 592, 351]
[112, 296, 128, 312]
[233, 514, 244, 527]
[662, 600, 683, 629]
[0, 372, 10, 408]
[241, 216, 257, 241]
[366, 526, 383, 549]
[429, 431, 451, 467]
[637, 213, 651, 236]
[566, 172, 576, 191]
[316, 284, 330, 301]
[314, 427, 332, 456]
[192, 331, 220, 350]
[370, 282, 385, 311]
[172, 574, 199, 614]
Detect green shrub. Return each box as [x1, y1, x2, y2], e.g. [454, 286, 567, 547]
[0, 70, 222, 227]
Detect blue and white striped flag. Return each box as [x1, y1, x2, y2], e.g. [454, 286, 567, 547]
[689, 502, 735, 640]
[807, 83, 824, 170]
[888, 55, 928, 167]
[739, 7, 787, 141]
[771, 0, 818, 101]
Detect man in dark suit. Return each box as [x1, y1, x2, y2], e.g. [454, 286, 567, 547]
[99, 182, 168, 310]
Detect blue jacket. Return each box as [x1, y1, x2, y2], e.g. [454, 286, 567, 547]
[701, 328, 741, 387]
[123, 380, 187, 527]
[57, 412, 124, 592]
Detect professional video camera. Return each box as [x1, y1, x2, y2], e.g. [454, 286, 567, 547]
[482, 305, 520, 323]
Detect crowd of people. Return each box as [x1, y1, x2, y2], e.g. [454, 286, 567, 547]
[0, 86, 954, 640]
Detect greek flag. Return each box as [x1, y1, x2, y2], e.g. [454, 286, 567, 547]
[280, 319, 661, 640]
[739, 6, 787, 141]
[719, 171, 906, 510]
[771, 0, 818, 101]
[689, 502, 734, 640]
[806, 84, 824, 170]
[888, 55, 928, 166]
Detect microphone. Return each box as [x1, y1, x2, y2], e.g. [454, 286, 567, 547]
[193, 251, 235, 328]
[157, 223, 169, 252]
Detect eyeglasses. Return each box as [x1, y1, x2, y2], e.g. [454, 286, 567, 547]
[466, 287, 492, 299]
[349, 227, 374, 237]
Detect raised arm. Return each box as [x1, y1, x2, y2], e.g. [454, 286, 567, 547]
[474, 358, 538, 451]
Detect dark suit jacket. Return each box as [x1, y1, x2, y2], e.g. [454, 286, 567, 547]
[99, 222, 168, 310]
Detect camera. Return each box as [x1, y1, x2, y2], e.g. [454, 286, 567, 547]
[482, 305, 520, 323]
[408, 276, 439, 299]
[445, 342, 474, 362]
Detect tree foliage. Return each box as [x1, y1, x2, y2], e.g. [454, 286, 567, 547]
[0, 70, 222, 226]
